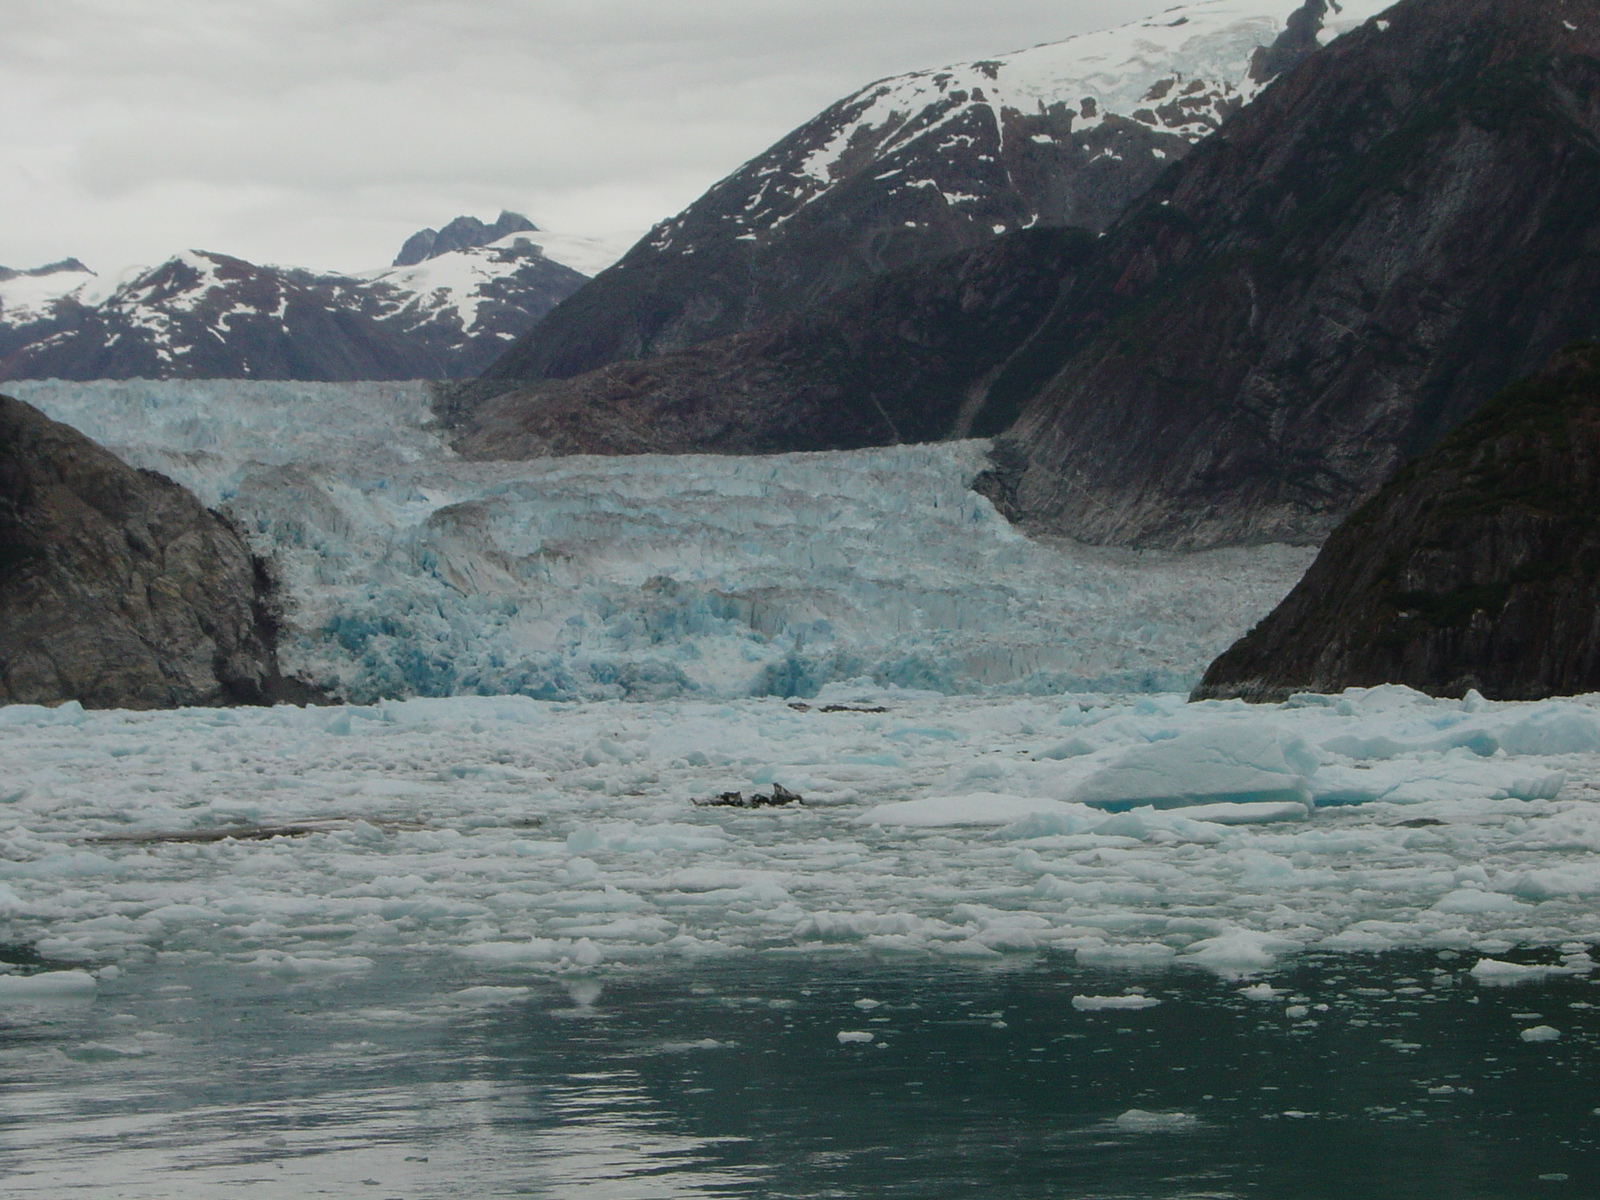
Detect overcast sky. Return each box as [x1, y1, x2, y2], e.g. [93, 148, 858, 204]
[2, 0, 1169, 276]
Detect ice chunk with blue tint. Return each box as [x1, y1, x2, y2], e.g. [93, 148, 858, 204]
[1069, 723, 1317, 811]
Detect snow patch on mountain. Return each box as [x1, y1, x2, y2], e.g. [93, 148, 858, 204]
[645, 0, 1391, 253]
[0, 260, 98, 328]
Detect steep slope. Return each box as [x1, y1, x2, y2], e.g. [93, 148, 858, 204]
[484, 0, 1388, 383]
[1194, 344, 1600, 701]
[992, 0, 1600, 547]
[451, 228, 1096, 457]
[0, 393, 296, 708]
[459, 0, 1600, 559]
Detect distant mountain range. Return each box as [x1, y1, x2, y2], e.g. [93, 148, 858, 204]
[483, 0, 1390, 383]
[0, 215, 635, 381]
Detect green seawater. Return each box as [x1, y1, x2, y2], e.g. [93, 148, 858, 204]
[1, 952, 1596, 1198]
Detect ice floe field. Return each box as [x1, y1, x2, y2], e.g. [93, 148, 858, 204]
[5, 683, 1600, 982]
[5, 380, 1600, 1196]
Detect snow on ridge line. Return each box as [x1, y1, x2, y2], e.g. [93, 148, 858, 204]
[10, 379, 1315, 705]
[652, 0, 1395, 247]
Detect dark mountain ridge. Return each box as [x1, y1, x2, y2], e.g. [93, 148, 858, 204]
[993, 0, 1600, 548]
[0, 231, 589, 383]
[1195, 343, 1600, 701]
[394, 210, 538, 266]
[453, 0, 1600, 554]
[482, 0, 1366, 385]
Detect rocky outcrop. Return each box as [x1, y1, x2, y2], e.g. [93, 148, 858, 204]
[1195, 344, 1600, 701]
[450, 228, 1095, 457]
[0, 394, 306, 708]
[482, 0, 1382, 384]
[393, 211, 538, 266]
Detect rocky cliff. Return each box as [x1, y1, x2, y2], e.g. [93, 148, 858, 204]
[992, 0, 1600, 548]
[1195, 344, 1600, 701]
[482, 0, 1387, 384]
[0, 394, 303, 708]
[456, 0, 1600, 554]
[451, 228, 1095, 457]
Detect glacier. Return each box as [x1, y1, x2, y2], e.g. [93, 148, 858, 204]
[10, 379, 1314, 703]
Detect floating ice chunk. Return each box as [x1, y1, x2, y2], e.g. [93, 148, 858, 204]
[1470, 959, 1586, 986]
[1180, 930, 1302, 979]
[856, 793, 1084, 827]
[1496, 710, 1600, 756]
[1432, 890, 1532, 915]
[0, 700, 86, 728]
[853, 998, 882, 1010]
[449, 986, 532, 1005]
[1506, 863, 1600, 900]
[1154, 801, 1309, 826]
[1068, 724, 1316, 812]
[659, 1037, 732, 1052]
[1075, 942, 1177, 968]
[1239, 983, 1281, 1001]
[0, 970, 97, 1000]
[1113, 1109, 1199, 1131]
[245, 951, 374, 977]
[837, 1030, 874, 1044]
[1520, 1025, 1561, 1043]
[457, 939, 568, 964]
[1071, 994, 1161, 1011]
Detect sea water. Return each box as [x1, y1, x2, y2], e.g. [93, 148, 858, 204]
[3, 952, 1597, 1198]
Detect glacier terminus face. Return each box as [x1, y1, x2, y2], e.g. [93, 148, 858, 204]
[10, 379, 1313, 704]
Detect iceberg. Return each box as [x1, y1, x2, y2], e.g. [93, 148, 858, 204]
[1068, 723, 1318, 811]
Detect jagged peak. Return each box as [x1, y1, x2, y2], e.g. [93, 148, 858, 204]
[393, 211, 539, 267]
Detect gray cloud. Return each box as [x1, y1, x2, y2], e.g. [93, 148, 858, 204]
[0, 0, 1167, 274]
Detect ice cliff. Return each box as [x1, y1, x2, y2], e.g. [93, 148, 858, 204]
[11, 379, 1313, 703]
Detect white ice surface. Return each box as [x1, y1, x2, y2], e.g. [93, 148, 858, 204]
[4, 686, 1600, 982]
[9, 379, 1314, 704]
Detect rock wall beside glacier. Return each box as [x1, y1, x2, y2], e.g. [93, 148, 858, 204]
[0, 393, 299, 708]
[1196, 344, 1600, 701]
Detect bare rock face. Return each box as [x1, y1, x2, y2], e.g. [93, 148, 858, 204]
[451, 229, 1095, 458]
[1195, 344, 1600, 702]
[453, 0, 1600, 560]
[481, 0, 1358, 385]
[0, 394, 300, 709]
[995, 0, 1600, 547]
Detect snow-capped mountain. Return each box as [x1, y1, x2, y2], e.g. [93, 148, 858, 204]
[485, 0, 1391, 382]
[0, 216, 636, 381]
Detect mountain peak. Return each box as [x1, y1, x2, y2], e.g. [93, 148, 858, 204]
[393, 211, 538, 267]
[0, 258, 94, 284]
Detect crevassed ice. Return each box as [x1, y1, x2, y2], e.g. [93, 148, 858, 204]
[10, 379, 1312, 704]
[3, 684, 1599, 982]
